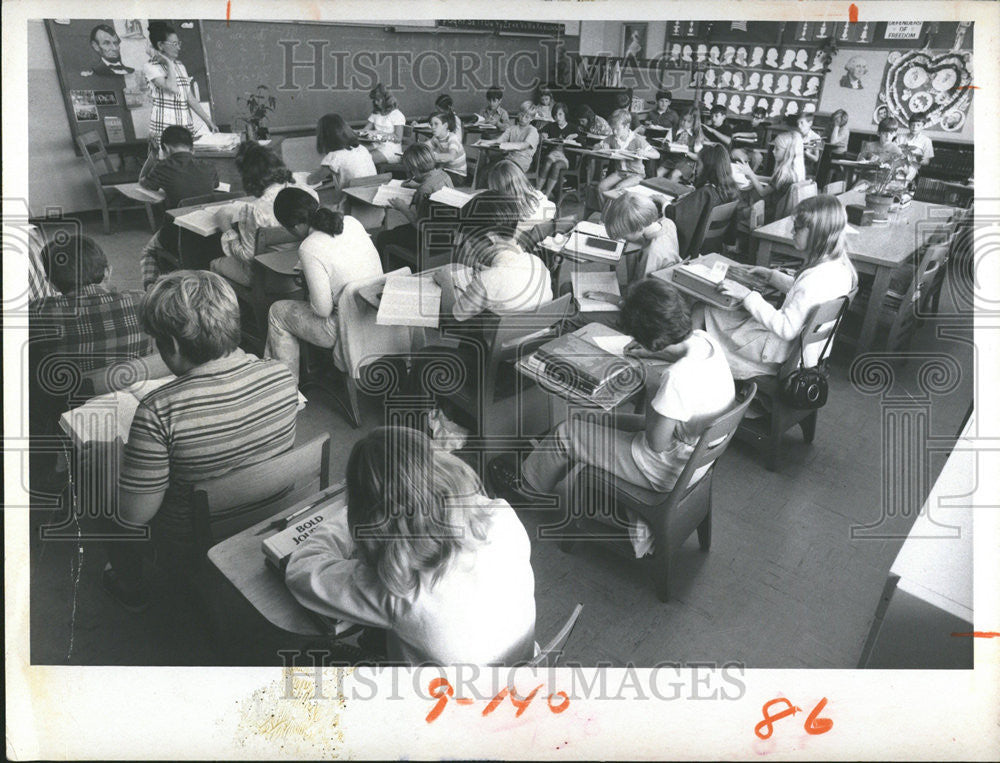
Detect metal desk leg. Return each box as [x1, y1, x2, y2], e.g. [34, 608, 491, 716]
[858, 264, 892, 352]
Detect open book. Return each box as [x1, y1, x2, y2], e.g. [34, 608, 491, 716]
[371, 180, 416, 207]
[428, 187, 478, 208]
[376, 273, 442, 328]
[570, 270, 621, 312]
[173, 201, 236, 236]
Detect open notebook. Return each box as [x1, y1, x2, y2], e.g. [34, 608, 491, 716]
[376, 273, 442, 328]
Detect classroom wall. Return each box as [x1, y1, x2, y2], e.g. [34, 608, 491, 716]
[28, 20, 100, 216]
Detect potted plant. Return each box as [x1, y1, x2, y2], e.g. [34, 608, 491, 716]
[865, 153, 912, 221]
[234, 85, 277, 142]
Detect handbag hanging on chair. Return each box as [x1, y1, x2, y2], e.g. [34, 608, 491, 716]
[778, 300, 847, 410]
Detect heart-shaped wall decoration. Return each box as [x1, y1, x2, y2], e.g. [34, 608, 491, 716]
[880, 50, 973, 131]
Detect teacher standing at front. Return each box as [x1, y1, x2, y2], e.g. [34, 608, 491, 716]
[141, 21, 218, 175]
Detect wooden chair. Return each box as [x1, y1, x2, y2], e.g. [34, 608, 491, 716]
[443, 294, 574, 441]
[787, 179, 818, 211]
[190, 434, 331, 559]
[842, 242, 950, 353]
[301, 267, 415, 428]
[522, 603, 584, 668]
[76, 131, 157, 234]
[562, 382, 757, 601]
[737, 296, 849, 471]
[161, 190, 242, 273]
[691, 199, 739, 258]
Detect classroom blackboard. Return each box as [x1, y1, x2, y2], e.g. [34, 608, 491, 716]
[200, 21, 565, 130]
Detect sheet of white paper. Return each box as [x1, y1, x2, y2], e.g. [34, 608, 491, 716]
[590, 333, 633, 357]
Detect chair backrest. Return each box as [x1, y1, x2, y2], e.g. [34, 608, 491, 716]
[886, 242, 950, 350]
[490, 293, 574, 363]
[777, 295, 849, 378]
[177, 191, 242, 208]
[696, 199, 739, 256]
[823, 180, 846, 196]
[664, 381, 757, 506]
[76, 131, 114, 180]
[191, 434, 331, 554]
[746, 198, 766, 231]
[788, 179, 818, 211]
[280, 136, 320, 173]
[254, 224, 300, 254]
[525, 603, 583, 668]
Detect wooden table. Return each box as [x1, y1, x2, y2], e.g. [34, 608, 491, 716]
[752, 189, 957, 352]
[207, 483, 356, 637]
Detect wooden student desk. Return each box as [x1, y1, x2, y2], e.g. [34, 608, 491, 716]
[167, 196, 254, 270]
[752, 188, 958, 352]
[208, 482, 357, 638]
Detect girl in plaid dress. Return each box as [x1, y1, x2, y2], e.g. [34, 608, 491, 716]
[141, 21, 217, 176]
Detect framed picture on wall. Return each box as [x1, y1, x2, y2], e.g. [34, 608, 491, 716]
[623, 23, 647, 60]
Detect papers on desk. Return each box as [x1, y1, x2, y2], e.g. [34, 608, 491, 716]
[113, 183, 166, 204]
[731, 163, 752, 190]
[570, 271, 621, 312]
[173, 202, 233, 236]
[376, 273, 442, 328]
[370, 180, 416, 207]
[429, 186, 478, 208]
[668, 142, 693, 154]
[590, 333, 632, 356]
[625, 184, 674, 203]
[411, 121, 432, 129]
[193, 132, 241, 151]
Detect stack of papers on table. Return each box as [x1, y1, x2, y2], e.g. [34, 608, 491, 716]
[194, 132, 241, 151]
[731, 163, 751, 190]
[376, 273, 442, 328]
[371, 180, 416, 207]
[570, 271, 621, 312]
[429, 187, 478, 208]
[668, 142, 692, 154]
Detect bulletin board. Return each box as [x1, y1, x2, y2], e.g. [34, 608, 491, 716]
[45, 19, 211, 151]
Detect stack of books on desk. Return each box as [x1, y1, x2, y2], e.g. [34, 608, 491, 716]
[261, 497, 344, 571]
[193, 132, 241, 152]
[531, 332, 634, 398]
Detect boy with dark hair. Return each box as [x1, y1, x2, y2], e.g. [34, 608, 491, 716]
[702, 105, 734, 148]
[900, 114, 934, 167]
[482, 86, 511, 128]
[644, 89, 680, 134]
[138, 125, 219, 289]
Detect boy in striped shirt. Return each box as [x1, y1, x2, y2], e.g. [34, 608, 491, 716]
[104, 270, 298, 611]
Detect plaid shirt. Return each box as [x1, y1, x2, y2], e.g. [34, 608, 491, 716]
[144, 58, 194, 145]
[28, 226, 57, 302]
[30, 285, 153, 374]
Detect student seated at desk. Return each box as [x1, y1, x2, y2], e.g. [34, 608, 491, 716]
[138, 125, 219, 289]
[375, 143, 453, 257]
[701, 105, 735, 148]
[573, 104, 612, 140]
[665, 144, 740, 257]
[735, 129, 805, 224]
[641, 89, 680, 135]
[793, 112, 822, 169]
[537, 102, 576, 199]
[413, 94, 463, 141]
[210, 142, 319, 287]
[105, 271, 298, 611]
[500, 279, 735, 558]
[596, 109, 661, 205]
[487, 159, 556, 236]
[365, 83, 407, 165]
[285, 425, 536, 665]
[604, 193, 680, 289]
[530, 86, 555, 122]
[427, 111, 467, 183]
[480, 86, 511, 129]
[484, 102, 540, 174]
[30, 235, 153, 444]
[700, 195, 858, 380]
[307, 113, 377, 188]
[899, 114, 934, 168]
[858, 117, 905, 165]
[730, 106, 770, 172]
[828, 109, 850, 156]
[264, 188, 383, 384]
[656, 108, 704, 182]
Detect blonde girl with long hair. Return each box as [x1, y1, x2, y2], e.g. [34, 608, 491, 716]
[285, 425, 536, 665]
[734, 129, 805, 222]
[700, 194, 858, 379]
[487, 159, 555, 231]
